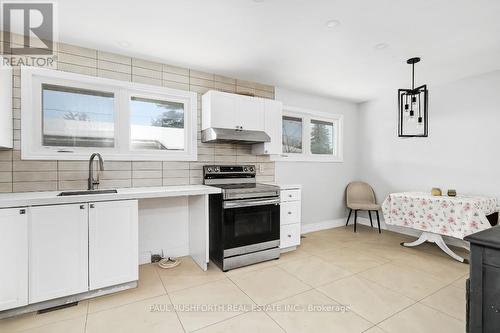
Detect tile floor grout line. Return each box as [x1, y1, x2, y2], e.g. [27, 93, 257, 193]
[349, 261, 451, 303]
[369, 274, 465, 328]
[313, 285, 378, 327]
[163, 275, 228, 295]
[371, 301, 419, 327]
[224, 274, 292, 333]
[86, 292, 167, 316]
[187, 286, 253, 331]
[416, 299, 465, 323]
[153, 263, 188, 333]
[83, 301, 89, 333]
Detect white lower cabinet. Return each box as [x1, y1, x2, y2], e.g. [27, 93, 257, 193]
[89, 200, 138, 290]
[0, 208, 28, 311]
[25, 199, 139, 307]
[29, 204, 89, 303]
[280, 223, 301, 249]
[279, 186, 302, 251]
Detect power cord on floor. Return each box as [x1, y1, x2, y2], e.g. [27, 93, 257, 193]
[158, 257, 182, 269]
[152, 250, 182, 269]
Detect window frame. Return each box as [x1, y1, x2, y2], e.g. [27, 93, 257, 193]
[21, 67, 198, 161]
[273, 106, 344, 163]
[281, 114, 305, 156]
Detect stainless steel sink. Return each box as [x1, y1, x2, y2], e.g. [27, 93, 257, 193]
[57, 189, 118, 196]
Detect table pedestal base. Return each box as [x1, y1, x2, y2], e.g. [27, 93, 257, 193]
[400, 231, 468, 263]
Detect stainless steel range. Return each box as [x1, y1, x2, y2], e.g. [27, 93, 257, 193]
[204, 165, 281, 271]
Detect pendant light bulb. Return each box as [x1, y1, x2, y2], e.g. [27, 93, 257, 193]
[417, 116, 424, 127]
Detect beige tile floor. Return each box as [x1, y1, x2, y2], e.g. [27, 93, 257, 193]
[0, 225, 469, 333]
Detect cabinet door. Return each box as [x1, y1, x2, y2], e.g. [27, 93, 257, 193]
[280, 223, 301, 249]
[238, 96, 264, 131]
[205, 91, 238, 129]
[0, 207, 28, 311]
[89, 200, 138, 290]
[29, 204, 88, 303]
[483, 265, 500, 332]
[263, 99, 282, 154]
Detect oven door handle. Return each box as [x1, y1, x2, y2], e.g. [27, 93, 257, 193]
[223, 198, 280, 209]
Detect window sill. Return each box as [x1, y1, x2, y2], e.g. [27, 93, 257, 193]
[20, 150, 198, 161]
[271, 154, 343, 163]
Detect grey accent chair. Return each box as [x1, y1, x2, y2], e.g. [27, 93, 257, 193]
[345, 181, 381, 233]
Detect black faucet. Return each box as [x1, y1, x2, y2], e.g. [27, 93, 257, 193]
[88, 153, 104, 190]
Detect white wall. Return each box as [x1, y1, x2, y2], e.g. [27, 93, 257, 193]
[358, 70, 500, 228]
[274, 87, 360, 225]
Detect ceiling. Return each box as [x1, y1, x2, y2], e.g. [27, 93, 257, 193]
[57, 0, 500, 102]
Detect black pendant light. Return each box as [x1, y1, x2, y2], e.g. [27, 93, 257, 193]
[398, 57, 428, 137]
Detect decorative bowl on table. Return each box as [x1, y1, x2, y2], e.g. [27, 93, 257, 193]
[431, 188, 442, 196]
[447, 189, 457, 197]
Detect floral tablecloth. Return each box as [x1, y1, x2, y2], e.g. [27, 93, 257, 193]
[382, 192, 499, 239]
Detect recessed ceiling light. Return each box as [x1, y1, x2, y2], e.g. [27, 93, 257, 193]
[374, 42, 389, 50]
[118, 41, 131, 48]
[326, 20, 340, 28]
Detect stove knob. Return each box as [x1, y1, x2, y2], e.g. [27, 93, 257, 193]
[207, 167, 212, 172]
[243, 167, 248, 172]
[249, 166, 255, 172]
[215, 167, 220, 172]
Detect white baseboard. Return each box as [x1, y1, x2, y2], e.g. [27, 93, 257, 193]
[301, 218, 347, 234]
[302, 216, 468, 248]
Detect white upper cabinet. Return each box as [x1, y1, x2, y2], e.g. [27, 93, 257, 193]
[203, 90, 238, 130]
[237, 97, 264, 131]
[252, 99, 283, 155]
[89, 200, 138, 290]
[202, 90, 265, 131]
[0, 207, 28, 311]
[0, 62, 12, 149]
[29, 204, 89, 303]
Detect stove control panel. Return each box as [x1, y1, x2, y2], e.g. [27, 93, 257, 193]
[203, 165, 256, 178]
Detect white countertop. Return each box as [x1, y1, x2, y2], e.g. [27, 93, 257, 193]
[0, 185, 221, 208]
[265, 183, 302, 190]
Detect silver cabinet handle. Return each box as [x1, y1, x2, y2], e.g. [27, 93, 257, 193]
[287, 234, 292, 238]
[90, 204, 95, 209]
[19, 209, 26, 215]
[288, 211, 292, 215]
[80, 205, 85, 210]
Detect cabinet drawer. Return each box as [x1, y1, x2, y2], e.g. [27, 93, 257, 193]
[280, 223, 301, 249]
[280, 201, 301, 225]
[281, 189, 301, 202]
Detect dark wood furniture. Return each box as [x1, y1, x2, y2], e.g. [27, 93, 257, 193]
[486, 212, 498, 226]
[465, 225, 500, 333]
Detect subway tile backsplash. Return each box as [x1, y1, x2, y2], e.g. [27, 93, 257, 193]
[0, 39, 275, 192]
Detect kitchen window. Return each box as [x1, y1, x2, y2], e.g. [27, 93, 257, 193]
[275, 106, 343, 162]
[310, 119, 335, 155]
[282, 116, 303, 153]
[129, 96, 185, 151]
[42, 84, 115, 148]
[22, 67, 197, 160]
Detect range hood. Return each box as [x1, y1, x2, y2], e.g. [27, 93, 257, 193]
[201, 128, 271, 144]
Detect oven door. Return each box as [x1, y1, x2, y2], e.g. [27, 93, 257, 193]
[222, 197, 280, 252]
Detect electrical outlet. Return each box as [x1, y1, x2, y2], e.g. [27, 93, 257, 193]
[151, 254, 162, 263]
